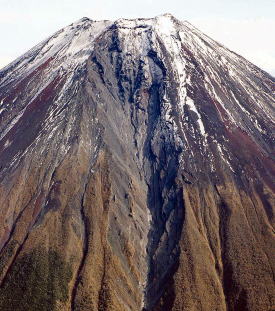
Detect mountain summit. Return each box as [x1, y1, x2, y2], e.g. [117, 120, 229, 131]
[0, 15, 274, 311]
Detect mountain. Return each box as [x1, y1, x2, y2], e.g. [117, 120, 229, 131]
[0, 14, 274, 311]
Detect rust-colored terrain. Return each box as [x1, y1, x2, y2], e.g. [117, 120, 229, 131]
[0, 14, 274, 311]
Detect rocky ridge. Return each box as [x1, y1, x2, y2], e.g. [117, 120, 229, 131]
[0, 14, 274, 311]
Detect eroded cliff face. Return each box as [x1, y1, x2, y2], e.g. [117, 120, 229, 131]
[0, 14, 274, 311]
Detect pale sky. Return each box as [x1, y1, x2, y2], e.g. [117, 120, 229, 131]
[0, 0, 274, 75]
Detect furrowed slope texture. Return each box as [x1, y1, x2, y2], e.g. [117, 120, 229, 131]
[0, 14, 274, 311]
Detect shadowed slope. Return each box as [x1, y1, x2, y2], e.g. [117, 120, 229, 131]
[0, 14, 274, 311]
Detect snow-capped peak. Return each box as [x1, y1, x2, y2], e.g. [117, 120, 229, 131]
[0, 18, 112, 87]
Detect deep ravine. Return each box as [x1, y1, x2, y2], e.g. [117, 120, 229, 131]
[0, 13, 274, 311]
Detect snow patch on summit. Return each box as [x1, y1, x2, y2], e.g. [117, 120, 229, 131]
[0, 19, 111, 88]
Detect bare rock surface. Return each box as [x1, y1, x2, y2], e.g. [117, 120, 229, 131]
[0, 14, 274, 311]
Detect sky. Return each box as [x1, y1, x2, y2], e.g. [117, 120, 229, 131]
[0, 0, 274, 75]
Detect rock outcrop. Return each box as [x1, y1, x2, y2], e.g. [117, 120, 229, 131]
[0, 14, 274, 311]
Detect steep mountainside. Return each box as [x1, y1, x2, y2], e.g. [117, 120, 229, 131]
[0, 14, 274, 311]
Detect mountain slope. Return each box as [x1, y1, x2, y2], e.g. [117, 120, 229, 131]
[0, 14, 274, 311]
